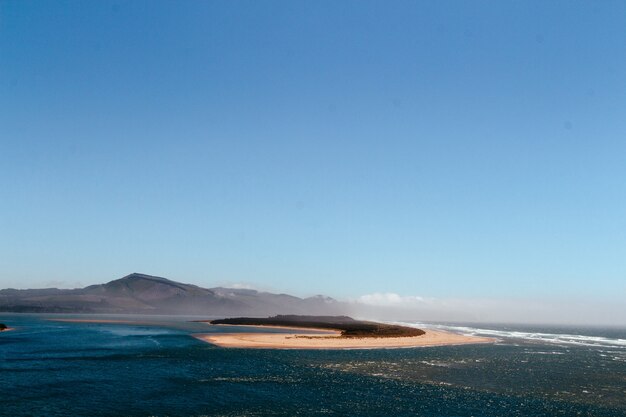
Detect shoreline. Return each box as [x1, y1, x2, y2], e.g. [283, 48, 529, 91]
[43, 318, 496, 349]
[195, 325, 495, 350]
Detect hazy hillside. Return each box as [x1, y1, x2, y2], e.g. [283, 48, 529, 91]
[0, 273, 346, 316]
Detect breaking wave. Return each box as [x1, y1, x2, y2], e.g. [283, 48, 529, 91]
[392, 322, 626, 349]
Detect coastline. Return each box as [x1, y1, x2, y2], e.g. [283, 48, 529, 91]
[195, 326, 495, 350]
[44, 318, 496, 349]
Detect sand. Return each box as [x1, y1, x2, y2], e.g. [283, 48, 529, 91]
[195, 326, 495, 350]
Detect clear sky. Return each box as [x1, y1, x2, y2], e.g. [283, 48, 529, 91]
[1, 1, 625, 306]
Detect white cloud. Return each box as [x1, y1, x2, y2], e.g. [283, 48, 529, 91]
[227, 283, 257, 290]
[356, 292, 428, 306]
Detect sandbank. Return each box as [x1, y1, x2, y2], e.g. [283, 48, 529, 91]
[195, 326, 494, 350]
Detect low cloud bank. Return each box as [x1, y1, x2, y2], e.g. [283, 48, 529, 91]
[348, 292, 626, 326]
[357, 293, 430, 306]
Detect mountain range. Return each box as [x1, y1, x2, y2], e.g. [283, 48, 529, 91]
[0, 273, 346, 316]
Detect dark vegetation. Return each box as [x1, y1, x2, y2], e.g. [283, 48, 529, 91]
[210, 315, 425, 338]
[0, 323, 7, 331]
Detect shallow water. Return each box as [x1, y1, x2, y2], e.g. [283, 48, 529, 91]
[1, 314, 625, 416]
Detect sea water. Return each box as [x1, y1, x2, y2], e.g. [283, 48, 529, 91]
[1, 314, 625, 416]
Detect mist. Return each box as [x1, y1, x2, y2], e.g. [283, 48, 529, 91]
[347, 293, 626, 327]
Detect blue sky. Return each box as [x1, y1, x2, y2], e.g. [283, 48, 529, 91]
[1, 1, 625, 303]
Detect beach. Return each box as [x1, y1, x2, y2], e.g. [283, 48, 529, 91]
[195, 326, 495, 349]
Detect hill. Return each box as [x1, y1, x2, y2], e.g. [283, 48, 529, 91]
[0, 273, 346, 316]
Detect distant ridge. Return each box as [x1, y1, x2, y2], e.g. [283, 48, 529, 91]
[0, 273, 346, 316]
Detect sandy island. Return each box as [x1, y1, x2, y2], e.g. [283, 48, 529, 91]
[195, 326, 495, 350]
[45, 317, 495, 349]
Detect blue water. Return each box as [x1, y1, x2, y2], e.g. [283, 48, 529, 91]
[1, 315, 625, 416]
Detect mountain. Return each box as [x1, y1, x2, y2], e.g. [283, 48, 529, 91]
[0, 273, 347, 316]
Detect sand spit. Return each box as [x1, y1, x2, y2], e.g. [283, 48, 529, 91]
[195, 326, 495, 350]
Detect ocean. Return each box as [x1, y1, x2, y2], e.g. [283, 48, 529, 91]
[1, 314, 625, 416]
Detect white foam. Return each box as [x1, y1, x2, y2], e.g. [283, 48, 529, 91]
[390, 321, 626, 349]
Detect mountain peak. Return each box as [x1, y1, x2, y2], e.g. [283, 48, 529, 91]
[118, 273, 171, 282]
[103, 273, 196, 292]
